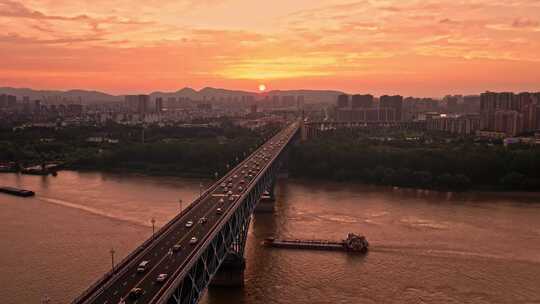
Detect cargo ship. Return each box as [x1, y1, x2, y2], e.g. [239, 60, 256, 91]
[263, 233, 369, 253]
[0, 186, 35, 197]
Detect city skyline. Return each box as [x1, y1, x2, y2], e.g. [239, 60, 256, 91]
[1, 0, 540, 96]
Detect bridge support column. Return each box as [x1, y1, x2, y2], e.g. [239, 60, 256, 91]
[278, 150, 290, 179]
[210, 253, 245, 287]
[255, 179, 276, 213]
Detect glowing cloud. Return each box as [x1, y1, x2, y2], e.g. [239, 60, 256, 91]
[0, 0, 539, 96]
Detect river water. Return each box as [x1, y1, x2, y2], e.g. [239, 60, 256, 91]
[1, 171, 539, 304]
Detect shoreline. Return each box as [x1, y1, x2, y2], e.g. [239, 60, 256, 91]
[3, 168, 540, 199]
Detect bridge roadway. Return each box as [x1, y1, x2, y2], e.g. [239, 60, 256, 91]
[77, 123, 298, 304]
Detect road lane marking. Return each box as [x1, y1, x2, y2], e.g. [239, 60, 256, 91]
[116, 190, 225, 302]
[96, 128, 295, 303]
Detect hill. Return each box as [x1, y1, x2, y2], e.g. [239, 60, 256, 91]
[0, 87, 344, 104]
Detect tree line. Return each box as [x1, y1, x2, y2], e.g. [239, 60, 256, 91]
[0, 122, 278, 177]
[289, 135, 540, 191]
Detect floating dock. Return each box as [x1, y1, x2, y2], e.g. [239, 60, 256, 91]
[263, 233, 369, 253]
[0, 186, 35, 197]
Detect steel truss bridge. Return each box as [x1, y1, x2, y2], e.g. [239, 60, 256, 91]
[73, 122, 300, 304]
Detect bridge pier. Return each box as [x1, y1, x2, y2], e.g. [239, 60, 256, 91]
[209, 253, 245, 287]
[255, 179, 276, 213]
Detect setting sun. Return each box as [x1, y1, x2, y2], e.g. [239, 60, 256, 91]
[258, 84, 267, 92]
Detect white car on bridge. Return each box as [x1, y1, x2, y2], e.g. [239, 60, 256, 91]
[156, 273, 168, 283]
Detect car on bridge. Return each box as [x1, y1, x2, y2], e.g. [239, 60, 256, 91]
[189, 237, 198, 245]
[137, 260, 149, 273]
[216, 207, 223, 214]
[185, 221, 194, 228]
[198, 217, 208, 224]
[172, 244, 182, 252]
[128, 287, 144, 299]
[156, 273, 168, 283]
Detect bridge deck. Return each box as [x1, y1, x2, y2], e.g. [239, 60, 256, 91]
[74, 123, 298, 304]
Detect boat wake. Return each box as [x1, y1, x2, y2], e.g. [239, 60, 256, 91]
[38, 196, 151, 227]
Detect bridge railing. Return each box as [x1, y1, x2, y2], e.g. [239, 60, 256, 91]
[71, 124, 290, 304]
[71, 182, 217, 304]
[153, 123, 299, 304]
[71, 132, 283, 303]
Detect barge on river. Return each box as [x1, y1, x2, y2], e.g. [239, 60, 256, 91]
[0, 186, 35, 197]
[264, 233, 369, 254]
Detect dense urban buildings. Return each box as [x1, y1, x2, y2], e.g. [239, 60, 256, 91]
[479, 91, 540, 136]
[0, 89, 309, 130]
[335, 94, 403, 123]
[332, 91, 540, 138]
[3, 88, 540, 140]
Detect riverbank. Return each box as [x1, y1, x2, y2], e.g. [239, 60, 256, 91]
[37, 163, 540, 195]
[287, 173, 540, 195]
[68, 164, 215, 179]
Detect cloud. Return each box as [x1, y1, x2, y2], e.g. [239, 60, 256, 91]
[512, 17, 539, 28]
[0, 0, 152, 37]
[0, 33, 104, 45]
[1, 0, 540, 95]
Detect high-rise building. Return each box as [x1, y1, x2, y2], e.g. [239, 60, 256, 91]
[444, 95, 459, 113]
[33, 100, 41, 113]
[125, 95, 150, 114]
[155, 97, 163, 113]
[296, 95, 305, 109]
[351, 94, 374, 108]
[166, 97, 177, 109]
[427, 114, 481, 135]
[272, 95, 280, 107]
[463, 95, 480, 114]
[282, 95, 296, 107]
[479, 91, 540, 135]
[0, 94, 16, 108]
[480, 92, 498, 130]
[337, 94, 349, 109]
[494, 110, 522, 136]
[379, 95, 403, 121]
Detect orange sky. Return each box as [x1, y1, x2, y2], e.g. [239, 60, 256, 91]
[1, 0, 539, 97]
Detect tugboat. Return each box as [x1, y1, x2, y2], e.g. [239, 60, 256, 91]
[342, 233, 369, 253]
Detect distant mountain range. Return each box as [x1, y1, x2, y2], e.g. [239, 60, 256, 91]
[0, 87, 344, 104]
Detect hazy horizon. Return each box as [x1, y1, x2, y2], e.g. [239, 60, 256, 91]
[1, 85, 534, 100]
